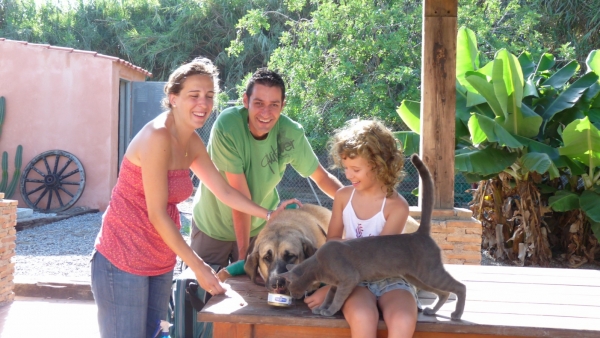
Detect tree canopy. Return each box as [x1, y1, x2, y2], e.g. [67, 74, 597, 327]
[1, 0, 599, 149]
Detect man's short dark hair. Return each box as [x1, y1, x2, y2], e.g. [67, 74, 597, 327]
[245, 68, 286, 101]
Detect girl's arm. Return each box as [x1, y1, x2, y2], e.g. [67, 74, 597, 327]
[326, 186, 351, 241]
[141, 129, 225, 295]
[379, 195, 410, 236]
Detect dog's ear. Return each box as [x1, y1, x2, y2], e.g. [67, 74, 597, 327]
[245, 236, 258, 260]
[302, 239, 318, 259]
[244, 250, 263, 286]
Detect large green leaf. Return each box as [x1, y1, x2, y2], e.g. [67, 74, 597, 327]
[492, 49, 524, 120]
[580, 190, 600, 222]
[521, 152, 559, 179]
[513, 135, 559, 159]
[456, 27, 479, 92]
[558, 117, 600, 169]
[586, 49, 600, 74]
[466, 91, 487, 107]
[478, 60, 495, 78]
[589, 108, 600, 125]
[455, 147, 517, 176]
[536, 53, 555, 73]
[467, 113, 522, 148]
[582, 82, 600, 104]
[560, 155, 588, 175]
[393, 131, 420, 157]
[456, 117, 471, 144]
[523, 78, 539, 98]
[456, 81, 472, 124]
[541, 72, 599, 122]
[465, 71, 504, 118]
[548, 190, 580, 212]
[397, 100, 421, 134]
[518, 51, 536, 80]
[502, 103, 543, 138]
[542, 60, 579, 89]
[484, 49, 542, 137]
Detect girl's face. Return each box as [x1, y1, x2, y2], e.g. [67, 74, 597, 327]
[341, 155, 378, 191]
[170, 74, 215, 129]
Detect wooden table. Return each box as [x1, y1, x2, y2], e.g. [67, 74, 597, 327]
[198, 264, 600, 337]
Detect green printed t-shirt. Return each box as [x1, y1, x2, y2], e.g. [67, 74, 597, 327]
[192, 106, 319, 241]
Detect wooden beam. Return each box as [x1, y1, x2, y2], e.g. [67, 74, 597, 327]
[420, 0, 458, 210]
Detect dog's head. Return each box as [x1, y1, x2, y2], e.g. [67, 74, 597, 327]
[244, 229, 318, 294]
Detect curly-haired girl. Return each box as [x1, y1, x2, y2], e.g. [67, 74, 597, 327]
[305, 119, 419, 338]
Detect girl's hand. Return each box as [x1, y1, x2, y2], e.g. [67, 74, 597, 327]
[304, 285, 331, 310]
[193, 262, 226, 295]
[270, 198, 302, 220]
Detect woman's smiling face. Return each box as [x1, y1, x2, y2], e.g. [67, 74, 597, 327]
[170, 74, 215, 129]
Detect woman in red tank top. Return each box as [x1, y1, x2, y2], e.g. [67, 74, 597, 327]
[91, 58, 298, 338]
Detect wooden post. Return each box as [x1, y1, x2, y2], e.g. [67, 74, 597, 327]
[420, 0, 458, 210]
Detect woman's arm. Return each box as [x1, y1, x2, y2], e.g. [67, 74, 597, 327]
[140, 129, 225, 294]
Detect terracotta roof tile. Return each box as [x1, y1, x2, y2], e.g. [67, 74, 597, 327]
[0, 38, 152, 77]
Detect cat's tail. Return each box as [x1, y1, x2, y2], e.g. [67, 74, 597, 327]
[411, 154, 434, 235]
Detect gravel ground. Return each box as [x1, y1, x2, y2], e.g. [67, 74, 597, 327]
[14, 206, 193, 280]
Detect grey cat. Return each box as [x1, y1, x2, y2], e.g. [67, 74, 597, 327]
[279, 154, 466, 320]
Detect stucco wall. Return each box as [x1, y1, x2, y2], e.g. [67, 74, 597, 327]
[0, 40, 148, 211]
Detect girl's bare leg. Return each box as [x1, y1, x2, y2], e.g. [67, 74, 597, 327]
[342, 286, 379, 338]
[378, 289, 417, 338]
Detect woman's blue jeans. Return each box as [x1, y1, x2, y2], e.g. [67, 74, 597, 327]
[91, 251, 173, 338]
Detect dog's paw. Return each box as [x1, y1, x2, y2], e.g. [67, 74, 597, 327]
[423, 307, 437, 316]
[312, 307, 322, 315]
[451, 310, 463, 321]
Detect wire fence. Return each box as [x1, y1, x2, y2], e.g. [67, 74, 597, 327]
[193, 110, 473, 209]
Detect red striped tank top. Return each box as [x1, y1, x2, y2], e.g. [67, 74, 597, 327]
[94, 157, 193, 276]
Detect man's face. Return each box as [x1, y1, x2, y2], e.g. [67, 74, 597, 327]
[243, 83, 285, 139]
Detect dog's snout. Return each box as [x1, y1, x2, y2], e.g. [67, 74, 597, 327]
[269, 276, 288, 292]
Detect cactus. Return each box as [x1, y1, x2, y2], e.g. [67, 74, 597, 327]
[5, 145, 22, 198]
[0, 96, 5, 139]
[0, 96, 23, 199]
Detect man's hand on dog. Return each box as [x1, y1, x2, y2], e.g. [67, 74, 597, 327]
[270, 199, 303, 220]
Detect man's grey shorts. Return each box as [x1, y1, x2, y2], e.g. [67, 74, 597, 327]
[190, 219, 240, 268]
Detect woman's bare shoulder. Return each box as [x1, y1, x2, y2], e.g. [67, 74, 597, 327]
[126, 113, 171, 164]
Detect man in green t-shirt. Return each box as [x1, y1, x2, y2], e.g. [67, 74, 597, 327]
[190, 69, 342, 267]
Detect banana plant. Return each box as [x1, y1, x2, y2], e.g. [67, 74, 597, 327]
[396, 26, 600, 264]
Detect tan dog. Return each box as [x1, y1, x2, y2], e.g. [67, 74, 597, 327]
[244, 204, 331, 294]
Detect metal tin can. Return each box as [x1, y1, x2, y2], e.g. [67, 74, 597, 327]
[267, 293, 293, 307]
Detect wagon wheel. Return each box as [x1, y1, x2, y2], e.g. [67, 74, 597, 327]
[19, 150, 86, 213]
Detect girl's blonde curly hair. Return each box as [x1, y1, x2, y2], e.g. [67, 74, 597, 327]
[328, 119, 405, 197]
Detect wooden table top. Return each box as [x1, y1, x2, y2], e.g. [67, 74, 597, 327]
[198, 264, 600, 337]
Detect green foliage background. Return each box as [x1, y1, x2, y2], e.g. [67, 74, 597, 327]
[1, 0, 599, 148]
